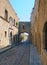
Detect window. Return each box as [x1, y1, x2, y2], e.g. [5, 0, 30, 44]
[9, 17, 13, 26]
[9, 17, 13, 22]
[14, 19, 15, 26]
[5, 9, 8, 20]
[23, 25, 25, 29]
[5, 31, 7, 37]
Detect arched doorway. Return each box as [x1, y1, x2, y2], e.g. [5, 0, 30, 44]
[43, 22, 47, 51]
[9, 32, 12, 44]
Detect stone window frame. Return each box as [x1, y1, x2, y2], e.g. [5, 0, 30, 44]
[5, 31, 7, 37]
[5, 9, 8, 20]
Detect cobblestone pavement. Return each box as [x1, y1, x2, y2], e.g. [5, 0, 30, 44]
[0, 40, 30, 65]
[0, 40, 42, 65]
[30, 44, 42, 65]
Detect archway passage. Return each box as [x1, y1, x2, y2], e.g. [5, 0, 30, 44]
[43, 22, 47, 50]
[19, 32, 29, 42]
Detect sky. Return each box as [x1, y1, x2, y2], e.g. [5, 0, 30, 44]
[9, 0, 35, 21]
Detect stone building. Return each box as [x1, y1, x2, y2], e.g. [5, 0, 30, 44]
[18, 22, 31, 34]
[0, 0, 19, 48]
[31, 0, 47, 65]
[18, 22, 31, 41]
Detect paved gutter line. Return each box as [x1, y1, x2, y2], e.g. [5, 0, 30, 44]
[0, 44, 17, 54]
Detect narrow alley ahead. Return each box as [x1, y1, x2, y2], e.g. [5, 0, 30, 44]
[0, 41, 30, 65]
[0, 40, 42, 65]
[0, 33, 42, 65]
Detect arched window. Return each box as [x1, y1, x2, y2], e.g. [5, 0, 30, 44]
[43, 22, 47, 51]
[5, 31, 7, 37]
[5, 9, 8, 20]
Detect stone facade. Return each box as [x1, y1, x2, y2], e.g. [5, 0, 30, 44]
[18, 22, 31, 34]
[18, 22, 31, 41]
[31, 0, 47, 65]
[0, 0, 19, 48]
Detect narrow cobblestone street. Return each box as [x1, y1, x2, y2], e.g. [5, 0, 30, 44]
[0, 0, 47, 65]
[0, 40, 30, 65]
[0, 31, 42, 65]
[0, 40, 42, 65]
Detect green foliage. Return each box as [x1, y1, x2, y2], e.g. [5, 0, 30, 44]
[20, 33, 25, 40]
[16, 22, 19, 27]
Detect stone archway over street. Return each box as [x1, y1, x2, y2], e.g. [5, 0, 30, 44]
[20, 32, 29, 42]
